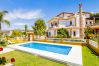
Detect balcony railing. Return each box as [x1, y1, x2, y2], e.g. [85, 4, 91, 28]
[49, 24, 77, 29]
[66, 25, 76, 27]
[35, 38, 86, 43]
[49, 26, 58, 28]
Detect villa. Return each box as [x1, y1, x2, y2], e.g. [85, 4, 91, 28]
[0, 1, 99, 66]
[47, 4, 98, 38]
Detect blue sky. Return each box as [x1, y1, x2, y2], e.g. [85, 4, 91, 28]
[0, 0, 99, 30]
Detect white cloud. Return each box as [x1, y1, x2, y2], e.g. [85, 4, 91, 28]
[3, 9, 45, 30]
[13, 23, 27, 26]
[4, 9, 43, 21]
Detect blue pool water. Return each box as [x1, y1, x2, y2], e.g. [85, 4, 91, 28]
[20, 42, 72, 55]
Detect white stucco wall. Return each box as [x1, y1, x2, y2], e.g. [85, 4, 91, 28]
[76, 29, 80, 37]
[59, 20, 66, 28]
[71, 19, 76, 26]
[86, 20, 94, 26]
[59, 20, 75, 28]
[75, 15, 80, 27]
[48, 30, 57, 37]
[71, 29, 80, 38]
[67, 29, 71, 36]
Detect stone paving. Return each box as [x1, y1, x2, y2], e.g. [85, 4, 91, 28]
[0, 47, 14, 54]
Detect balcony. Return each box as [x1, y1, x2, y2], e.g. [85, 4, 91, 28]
[49, 25, 77, 29]
[66, 25, 76, 27]
[49, 26, 58, 28]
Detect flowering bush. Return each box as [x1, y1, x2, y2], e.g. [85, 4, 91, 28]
[0, 47, 3, 51]
[0, 57, 16, 65]
[11, 58, 15, 63]
[0, 48, 16, 65]
[0, 57, 6, 65]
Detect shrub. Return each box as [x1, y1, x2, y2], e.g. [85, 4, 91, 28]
[84, 26, 93, 39]
[0, 57, 7, 65]
[57, 28, 69, 38]
[0, 41, 7, 47]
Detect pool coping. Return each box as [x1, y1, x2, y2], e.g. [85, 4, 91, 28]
[8, 41, 82, 66]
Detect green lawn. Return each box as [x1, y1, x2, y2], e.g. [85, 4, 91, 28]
[1, 46, 99, 66]
[0, 50, 66, 66]
[82, 46, 99, 66]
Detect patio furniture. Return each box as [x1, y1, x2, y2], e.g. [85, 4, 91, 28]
[8, 40, 15, 44]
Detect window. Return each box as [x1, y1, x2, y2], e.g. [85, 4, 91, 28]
[49, 32, 51, 36]
[90, 22, 92, 25]
[86, 22, 87, 24]
[73, 31, 76, 36]
[51, 23, 53, 27]
[55, 23, 58, 27]
[70, 21, 72, 26]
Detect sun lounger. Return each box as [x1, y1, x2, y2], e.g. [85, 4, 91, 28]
[8, 40, 15, 44]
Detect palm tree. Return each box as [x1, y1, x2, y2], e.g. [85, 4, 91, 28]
[24, 24, 28, 38]
[0, 11, 10, 34]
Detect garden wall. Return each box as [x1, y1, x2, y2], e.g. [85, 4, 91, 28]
[88, 39, 99, 55]
[34, 38, 86, 46]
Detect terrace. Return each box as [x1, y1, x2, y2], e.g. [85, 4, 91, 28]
[8, 41, 82, 66]
[0, 42, 99, 66]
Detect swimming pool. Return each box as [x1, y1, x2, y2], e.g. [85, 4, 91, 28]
[8, 41, 82, 66]
[20, 42, 72, 55]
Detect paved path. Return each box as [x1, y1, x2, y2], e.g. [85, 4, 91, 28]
[0, 47, 14, 54]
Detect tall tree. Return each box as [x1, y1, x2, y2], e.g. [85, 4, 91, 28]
[24, 24, 28, 38]
[32, 19, 46, 38]
[11, 30, 22, 37]
[0, 11, 10, 33]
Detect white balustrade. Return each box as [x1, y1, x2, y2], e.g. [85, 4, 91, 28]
[89, 40, 98, 48]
